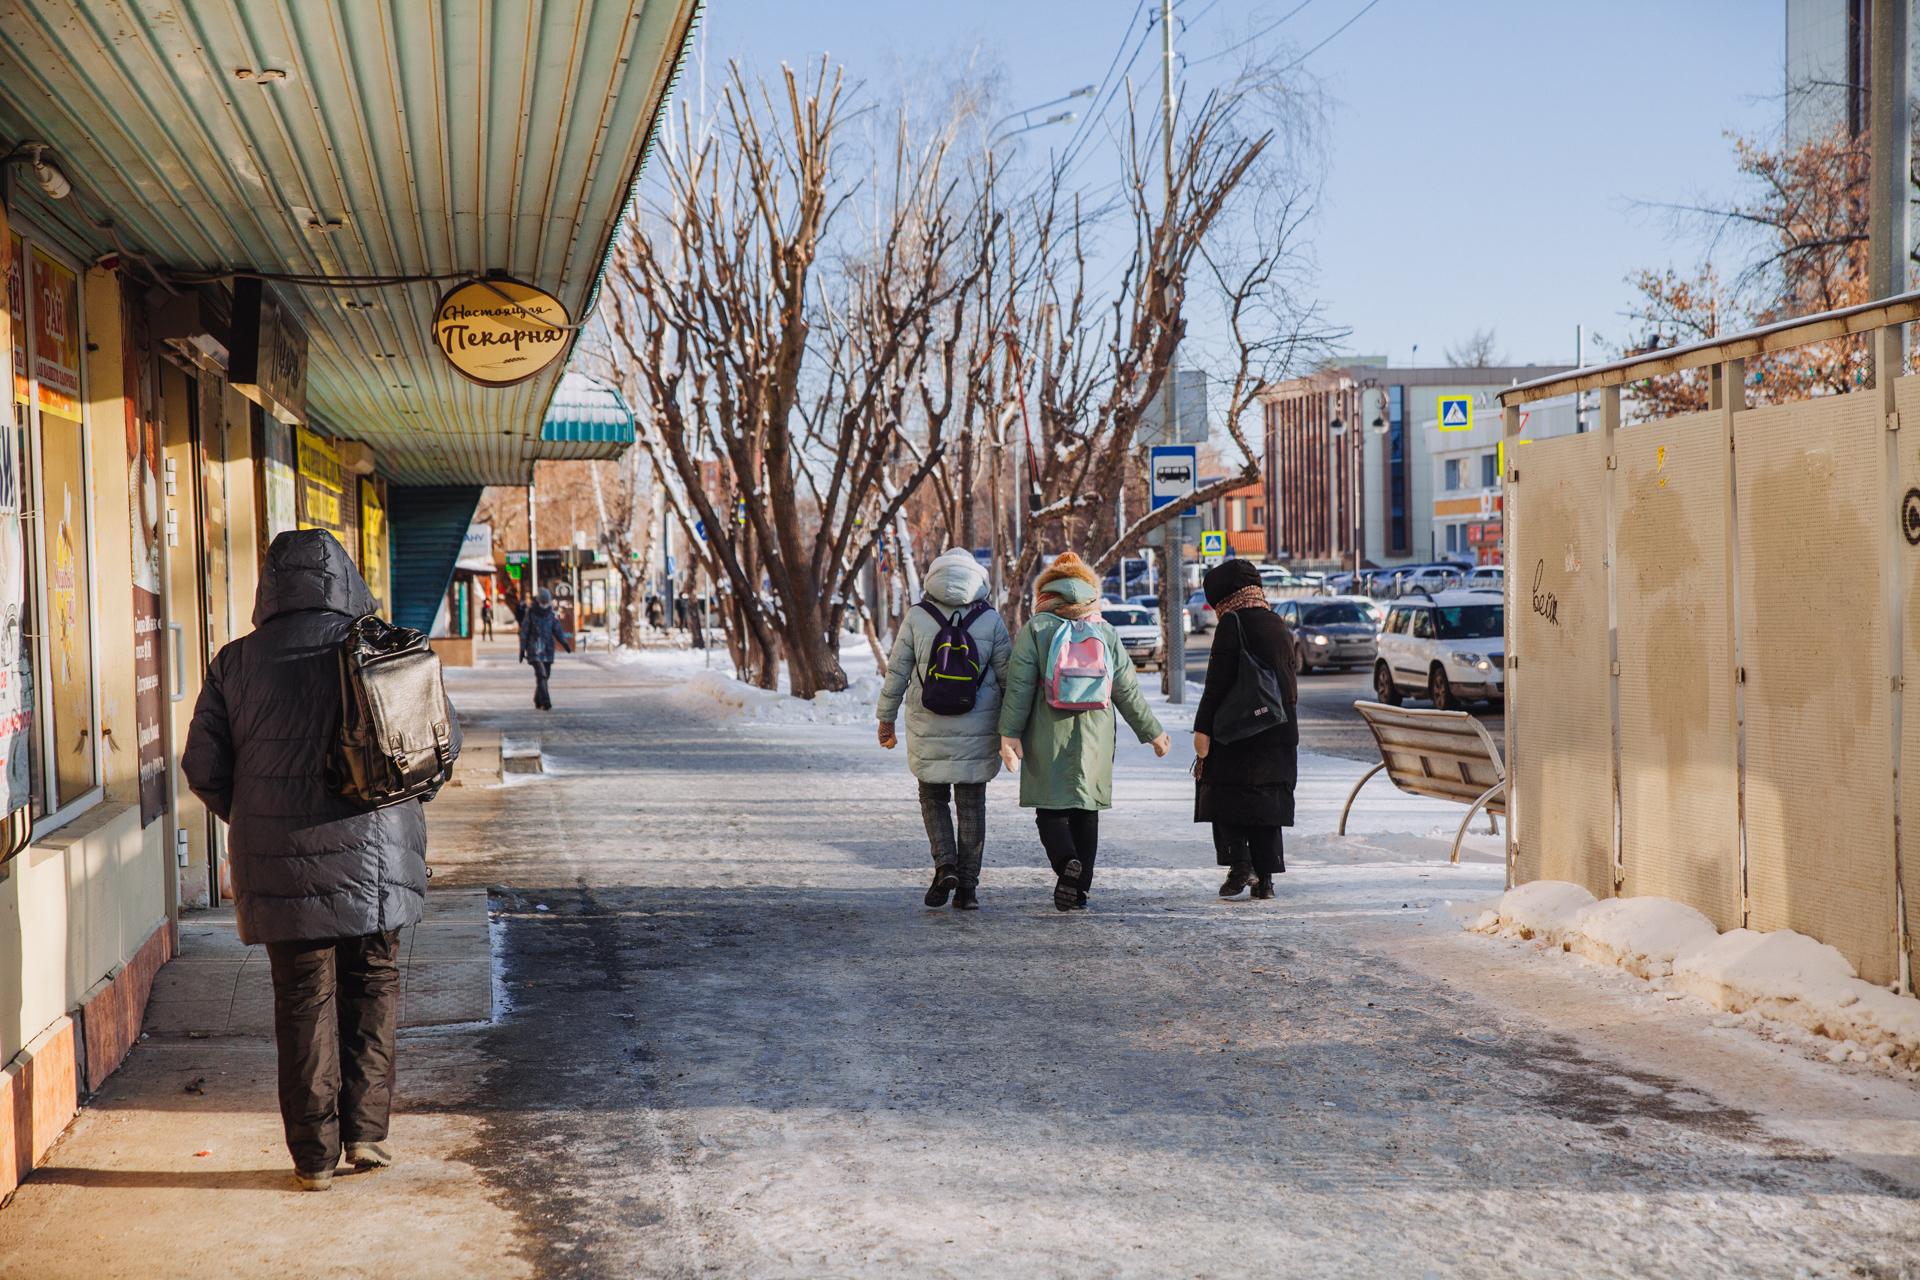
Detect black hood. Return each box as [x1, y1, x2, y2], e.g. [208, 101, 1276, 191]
[1203, 558, 1262, 607]
[253, 528, 377, 626]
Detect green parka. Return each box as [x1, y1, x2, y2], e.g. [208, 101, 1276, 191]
[996, 578, 1164, 811]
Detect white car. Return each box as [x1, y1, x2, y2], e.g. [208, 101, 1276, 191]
[1464, 565, 1504, 591]
[1372, 589, 1504, 710]
[1101, 605, 1164, 671]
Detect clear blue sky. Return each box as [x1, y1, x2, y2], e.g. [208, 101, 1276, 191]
[694, 0, 1782, 369]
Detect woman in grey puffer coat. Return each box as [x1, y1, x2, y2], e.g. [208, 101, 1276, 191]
[877, 547, 1012, 910]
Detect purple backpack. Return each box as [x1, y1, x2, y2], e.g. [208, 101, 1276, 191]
[918, 600, 993, 716]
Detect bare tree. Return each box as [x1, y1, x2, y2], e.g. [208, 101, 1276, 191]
[1443, 327, 1503, 368]
[602, 60, 985, 695]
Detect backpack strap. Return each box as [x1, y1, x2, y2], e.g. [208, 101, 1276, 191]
[917, 599, 955, 627]
[956, 600, 992, 629]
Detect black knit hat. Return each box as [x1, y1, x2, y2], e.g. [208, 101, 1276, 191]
[1203, 558, 1262, 607]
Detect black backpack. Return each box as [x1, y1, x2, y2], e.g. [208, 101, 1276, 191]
[918, 600, 993, 716]
[1211, 611, 1290, 743]
[330, 614, 458, 807]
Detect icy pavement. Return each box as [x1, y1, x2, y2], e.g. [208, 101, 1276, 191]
[401, 647, 1918, 1279]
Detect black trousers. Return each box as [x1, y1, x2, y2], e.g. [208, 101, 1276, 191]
[1212, 822, 1284, 877]
[530, 658, 553, 709]
[264, 930, 402, 1173]
[1035, 807, 1099, 893]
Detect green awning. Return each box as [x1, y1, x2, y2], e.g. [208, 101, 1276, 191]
[539, 372, 636, 452]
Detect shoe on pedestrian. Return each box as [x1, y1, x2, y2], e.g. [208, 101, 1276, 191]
[925, 865, 958, 908]
[1069, 891, 1088, 912]
[294, 1167, 333, 1192]
[345, 1141, 393, 1170]
[954, 885, 979, 910]
[1219, 864, 1253, 898]
[1055, 859, 1082, 912]
[1251, 877, 1275, 900]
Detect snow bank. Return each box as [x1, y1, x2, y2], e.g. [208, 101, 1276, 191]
[1673, 929, 1920, 1069]
[666, 668, 884, 726]
[1471, 883, 1920, 1071]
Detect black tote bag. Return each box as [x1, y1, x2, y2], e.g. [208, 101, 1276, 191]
[1210, 611, 1289, 744]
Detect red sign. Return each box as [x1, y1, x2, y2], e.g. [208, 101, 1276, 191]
[29, 248, 80, 420]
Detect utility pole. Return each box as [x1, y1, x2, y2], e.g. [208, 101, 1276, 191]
[1869, 0, 1913, 997]
[526, 474, 539, 598]
[1869, 0, 1911, 302]
[1159, 0, 1187, 703]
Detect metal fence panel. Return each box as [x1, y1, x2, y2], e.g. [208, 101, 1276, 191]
[1614, 412, 1740, 928]
[1509, 430, 1613, 896]
[1736, 395, 1896, 985]
[1897, 375, 1920, 986]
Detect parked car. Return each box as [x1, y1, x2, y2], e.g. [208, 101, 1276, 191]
[1372, 589, 1505, 710]
[1102, 605, 1164, 671]
[1276, 597, 1379, 674]
[1464, 564, 1504, 590]
[1185, 589, 1216, 633]
[1394, 564, 1465, 597]
[1127, 594, 1161, 612]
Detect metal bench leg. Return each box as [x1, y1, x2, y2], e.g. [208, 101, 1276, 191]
[1450, 781, 1507, 865]
[1336, 762, 1387, 836]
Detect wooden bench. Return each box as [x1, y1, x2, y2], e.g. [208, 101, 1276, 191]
[1337, 700, 1505, 864]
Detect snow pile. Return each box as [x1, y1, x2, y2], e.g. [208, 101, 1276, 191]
[1569, 896, 1720, 980]
[666, 668, 884, 727]
[1476, 880, 1598, 944]
[1471, 882, 1920, 1071]
[1672, 929, 1920, 1069]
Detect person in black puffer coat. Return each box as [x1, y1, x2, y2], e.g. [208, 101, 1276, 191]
[1192, 558, 1299, 900]
[183, 528, 461, 1190]
[519, 588, 573, 710]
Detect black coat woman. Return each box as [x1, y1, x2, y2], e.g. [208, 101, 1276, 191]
[1192, 559, 1300, 899]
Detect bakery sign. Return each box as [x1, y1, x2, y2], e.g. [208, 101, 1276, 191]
[431, 277, 571, 387]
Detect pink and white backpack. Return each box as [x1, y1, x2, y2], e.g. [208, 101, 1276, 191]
[1044, 618, 1112, 711]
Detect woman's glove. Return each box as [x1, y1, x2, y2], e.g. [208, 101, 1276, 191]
[877, 722, 897, 750]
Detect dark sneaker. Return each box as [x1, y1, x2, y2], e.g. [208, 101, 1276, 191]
[925, 866, 958, 908]
[1251, 878, 1275, 900]
[345, 1142, 393, 1170]
[954, 886, 979, 910]
[1218, 865, 1253, 898]
[294, 1167, 333, 1192]
[1054, 860, 1082, 912]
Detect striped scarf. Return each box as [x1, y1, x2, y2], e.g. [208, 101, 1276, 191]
[1212, 585, 1269, 616]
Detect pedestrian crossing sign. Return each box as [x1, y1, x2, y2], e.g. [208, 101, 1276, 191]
[1200, 530, 1226, 561]
[1439, 395, 1472, 432]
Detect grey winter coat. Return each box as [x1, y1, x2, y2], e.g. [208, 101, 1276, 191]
[876, 548, 1013, 785]
[182, 529, 460, 945]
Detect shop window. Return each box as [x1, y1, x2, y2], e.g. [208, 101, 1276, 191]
[5, 236, 100, 825]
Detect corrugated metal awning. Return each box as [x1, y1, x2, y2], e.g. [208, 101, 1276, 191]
[539, 371, 636, 454]
[0, 0, 699, 484]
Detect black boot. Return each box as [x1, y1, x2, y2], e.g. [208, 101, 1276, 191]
[1054, 859, 1082, 912]
[925, 866, 957, 907]
[954, 885, 979, 910]
[1219, 863, 1253, 898]
[1251, 877, 1275, 900]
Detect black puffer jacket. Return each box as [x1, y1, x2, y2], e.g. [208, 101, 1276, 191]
[182, 529, 457, 944]
[1193, 560, 1299, 828]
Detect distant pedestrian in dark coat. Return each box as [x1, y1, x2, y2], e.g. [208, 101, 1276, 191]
[519, 587, 573, 710]
[182, 529, 461, 1190]
[1192, 558, 1298, 900]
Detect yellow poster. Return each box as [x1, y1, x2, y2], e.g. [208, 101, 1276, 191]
[359, 478, 388, 612]
[295, 425, 349, 546]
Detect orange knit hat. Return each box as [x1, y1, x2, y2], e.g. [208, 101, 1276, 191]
[1034, 552, 1101, 606]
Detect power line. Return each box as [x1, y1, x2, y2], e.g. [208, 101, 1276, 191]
[1274, 0, 1384, 72]
[1189, 0, 1317, 67]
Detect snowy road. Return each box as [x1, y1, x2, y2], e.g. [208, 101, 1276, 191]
[433, 649, 1920, 1278]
